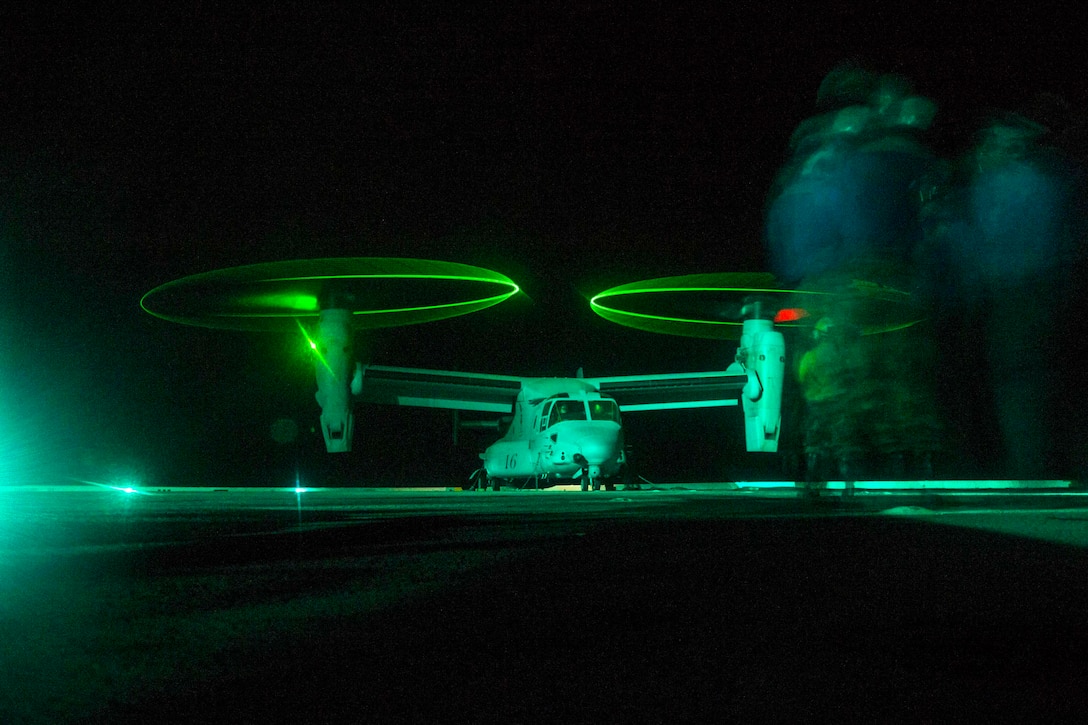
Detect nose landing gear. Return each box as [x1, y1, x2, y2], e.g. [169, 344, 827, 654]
[575, 456, 614, 491]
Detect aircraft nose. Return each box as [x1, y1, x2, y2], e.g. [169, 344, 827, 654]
[577, 427, 620, 464]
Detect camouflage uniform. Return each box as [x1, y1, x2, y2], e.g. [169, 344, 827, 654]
[865, 326, 942, 476]
[797, 321, 870, 481]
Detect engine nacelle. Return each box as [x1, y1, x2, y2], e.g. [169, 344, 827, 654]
[314, 308, 356, 452]
[737, 318, 785, 453]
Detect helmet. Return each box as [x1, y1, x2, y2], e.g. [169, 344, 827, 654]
[816, 62, 878, 113]
[813, 316, 836, 339]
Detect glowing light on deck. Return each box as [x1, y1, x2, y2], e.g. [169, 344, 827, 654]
[68, 477, 153, 495]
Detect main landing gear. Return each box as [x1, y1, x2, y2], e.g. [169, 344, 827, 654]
[469, 468, 502, 491]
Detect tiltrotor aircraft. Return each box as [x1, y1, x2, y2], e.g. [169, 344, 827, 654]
[353, 310, 783, 490]
[140, 259, 815, 489]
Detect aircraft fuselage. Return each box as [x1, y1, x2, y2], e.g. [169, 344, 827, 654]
[482, 380, 625, 485]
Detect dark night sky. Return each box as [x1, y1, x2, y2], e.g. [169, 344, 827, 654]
[3, 4, 1087, 485]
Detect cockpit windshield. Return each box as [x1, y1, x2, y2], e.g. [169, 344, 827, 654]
[547, 399, 586, 427]
[588, 399, 620, 422]
[544, 398, 620, 428]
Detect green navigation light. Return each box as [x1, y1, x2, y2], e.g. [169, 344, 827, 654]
[295, 318, 333, 375]
[140, 257, 521, 331]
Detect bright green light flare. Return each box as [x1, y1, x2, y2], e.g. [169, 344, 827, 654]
[140, 257, 520, 331]
[295, 318, 333, 375]
[590, 273, 922, 339]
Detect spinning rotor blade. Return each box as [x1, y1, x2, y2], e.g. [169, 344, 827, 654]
[140, 257, 520, 331]
[590, 272, 924, 339]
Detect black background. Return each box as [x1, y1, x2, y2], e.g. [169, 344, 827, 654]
[3, 3, 1086, 485]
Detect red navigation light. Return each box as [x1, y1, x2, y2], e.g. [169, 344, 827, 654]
[774, 307, 810, 323]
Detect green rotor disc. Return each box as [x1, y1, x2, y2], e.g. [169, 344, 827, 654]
[141, 257, 520, 331]
[591, 272, 923, 339]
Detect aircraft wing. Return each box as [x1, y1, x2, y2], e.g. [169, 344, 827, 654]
[357, 365, 522, 413]
[585, 369, 748, 412]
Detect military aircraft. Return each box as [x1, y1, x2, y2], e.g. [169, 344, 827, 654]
[348, 313, 785, 490]
[141, 259, 789, 490]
